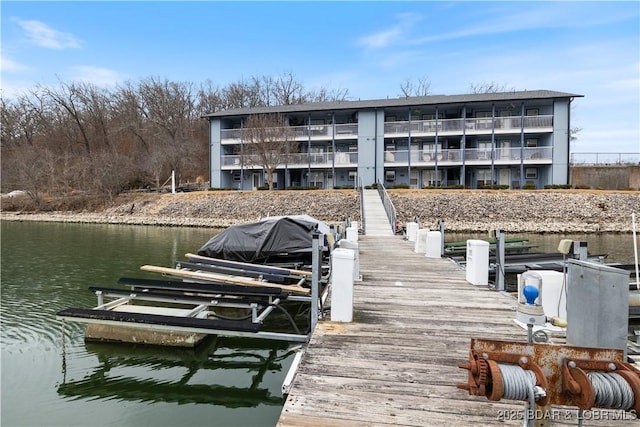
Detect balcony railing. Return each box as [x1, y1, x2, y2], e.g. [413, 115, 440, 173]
[220, 116, 552, 143]
[221, 151, 358, 168]
[384, 115, 553, 136]
[383, 147, 553, 164]
[221, 123, 358, 143]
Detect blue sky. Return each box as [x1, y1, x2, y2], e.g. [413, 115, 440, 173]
[1, 1, 638, 154]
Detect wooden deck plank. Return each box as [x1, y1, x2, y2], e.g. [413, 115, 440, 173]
[277, 235, 638, 426]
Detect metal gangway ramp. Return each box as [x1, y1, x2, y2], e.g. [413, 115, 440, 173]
[362, 187, 395, 236]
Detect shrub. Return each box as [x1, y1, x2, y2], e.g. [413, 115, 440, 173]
[522, 183, 537, 190]
[286, 186, 320, 190]
[543, 184, 572, 189]
[423, 185, 464, 190]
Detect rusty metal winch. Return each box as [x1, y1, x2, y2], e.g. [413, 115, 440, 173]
[458, 338, 640, 416]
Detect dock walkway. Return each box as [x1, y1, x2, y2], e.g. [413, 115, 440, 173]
[361, 189, 394, 236]
[277, 235, 637, 426]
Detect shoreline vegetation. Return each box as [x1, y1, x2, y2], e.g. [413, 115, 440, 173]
[1, 189, 639, 233]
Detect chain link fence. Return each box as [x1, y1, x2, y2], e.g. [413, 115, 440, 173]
[571, 152, 640, 165]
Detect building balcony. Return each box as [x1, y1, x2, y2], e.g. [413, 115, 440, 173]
[219, 115, 551, 144]
[220, 123, 358, 144]
[221, 151, 358, 170]
[383, 115, 553, 137]
[383, 146, 553, 165]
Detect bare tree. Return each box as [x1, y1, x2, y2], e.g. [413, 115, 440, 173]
[469, 81, 514, 94]
[2, 73, 350, 200]
[399, 77, 432, 97]
[272, 72, 305, 105]
[1, 95, 43, 147]
[112, 81, 151, 154]
[241, 114, 296, 190]
[570, 127, 582, 144]
[38, 80, 113, 159]
[222, 78, 261, 109]
[196, 80, 225, 116]
[306, 87, 350, 103]
[137, 77, 202, 184]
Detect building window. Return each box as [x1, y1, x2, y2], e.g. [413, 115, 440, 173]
[422, 169, 442, 187]
[232, 172, 241, 181]
[385, 170, 396, 182]
[526, 109, 539, 116]
[348, 171, 357, 181]
[526, 138, 538, 147]
[525, 168, 538, 179]
[478, 169, 492, 182]
[310, 171, 323, 188]
[410, 170, 419, 187]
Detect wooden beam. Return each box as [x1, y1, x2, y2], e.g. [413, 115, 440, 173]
[140, 265, 310, 295]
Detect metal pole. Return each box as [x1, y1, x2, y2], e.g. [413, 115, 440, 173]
[633, 213, 639, 290]
[439, 219, 445, 257]
[311, 233, 321, 332]
[495, 229, 505, 291]
[491, 104, 495, 185]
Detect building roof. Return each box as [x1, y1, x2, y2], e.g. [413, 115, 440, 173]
[202, 89, 583, 119]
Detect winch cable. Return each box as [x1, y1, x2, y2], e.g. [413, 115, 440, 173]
[587, 371, 635, 410]
[497, 364, 537, 427]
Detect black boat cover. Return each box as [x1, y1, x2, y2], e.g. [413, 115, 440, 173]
[197, 216, 323, 263]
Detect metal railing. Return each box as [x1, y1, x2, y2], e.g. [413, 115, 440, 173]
[358, 177, 366, 235]
[221, 151, 358, 168]
[220, 116, 553, 143]
[376, 181, 397, 234]
[570, 152, 640, 165]
[383, 115, 553, 136]
[383, 147, 553, 164]
[221, 123, 358, 142]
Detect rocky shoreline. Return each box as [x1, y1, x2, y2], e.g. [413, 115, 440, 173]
[2, 189, 639, 233]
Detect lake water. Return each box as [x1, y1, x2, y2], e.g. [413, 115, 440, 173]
[0, 221, 296, 427]
[2, 221, 638, 427]
[444, 231, 639, 265]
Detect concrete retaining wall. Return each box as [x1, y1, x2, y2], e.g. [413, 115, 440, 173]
[571, 165, 640, 191]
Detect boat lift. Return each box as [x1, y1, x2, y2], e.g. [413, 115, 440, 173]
[56, 233, 329, 344]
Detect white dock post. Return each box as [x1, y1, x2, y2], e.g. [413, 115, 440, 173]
[406, 222, 418, 242]
[414, 229, 429, 253]
[425, 231, 442, 258]
[466, 240, 489, 286]
[330, 248, 355, 322]
[337, 239, 360, 281]
[346, 226, 358, 242]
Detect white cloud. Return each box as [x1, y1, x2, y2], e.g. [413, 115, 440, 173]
[69, 66, 127, 87]
[0, 55, 31, 72]
[15, 19, 81, 50]
[357, 13, 422, 49]
[411, 3, 638, 46]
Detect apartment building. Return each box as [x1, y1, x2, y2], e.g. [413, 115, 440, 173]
[203, 90, 581, 190]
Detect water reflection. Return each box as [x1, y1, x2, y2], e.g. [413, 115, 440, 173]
[2, 221, 291, 427]
[58, 336, 292, 408]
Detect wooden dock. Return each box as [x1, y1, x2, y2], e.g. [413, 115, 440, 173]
[277, 235, 638, 426]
